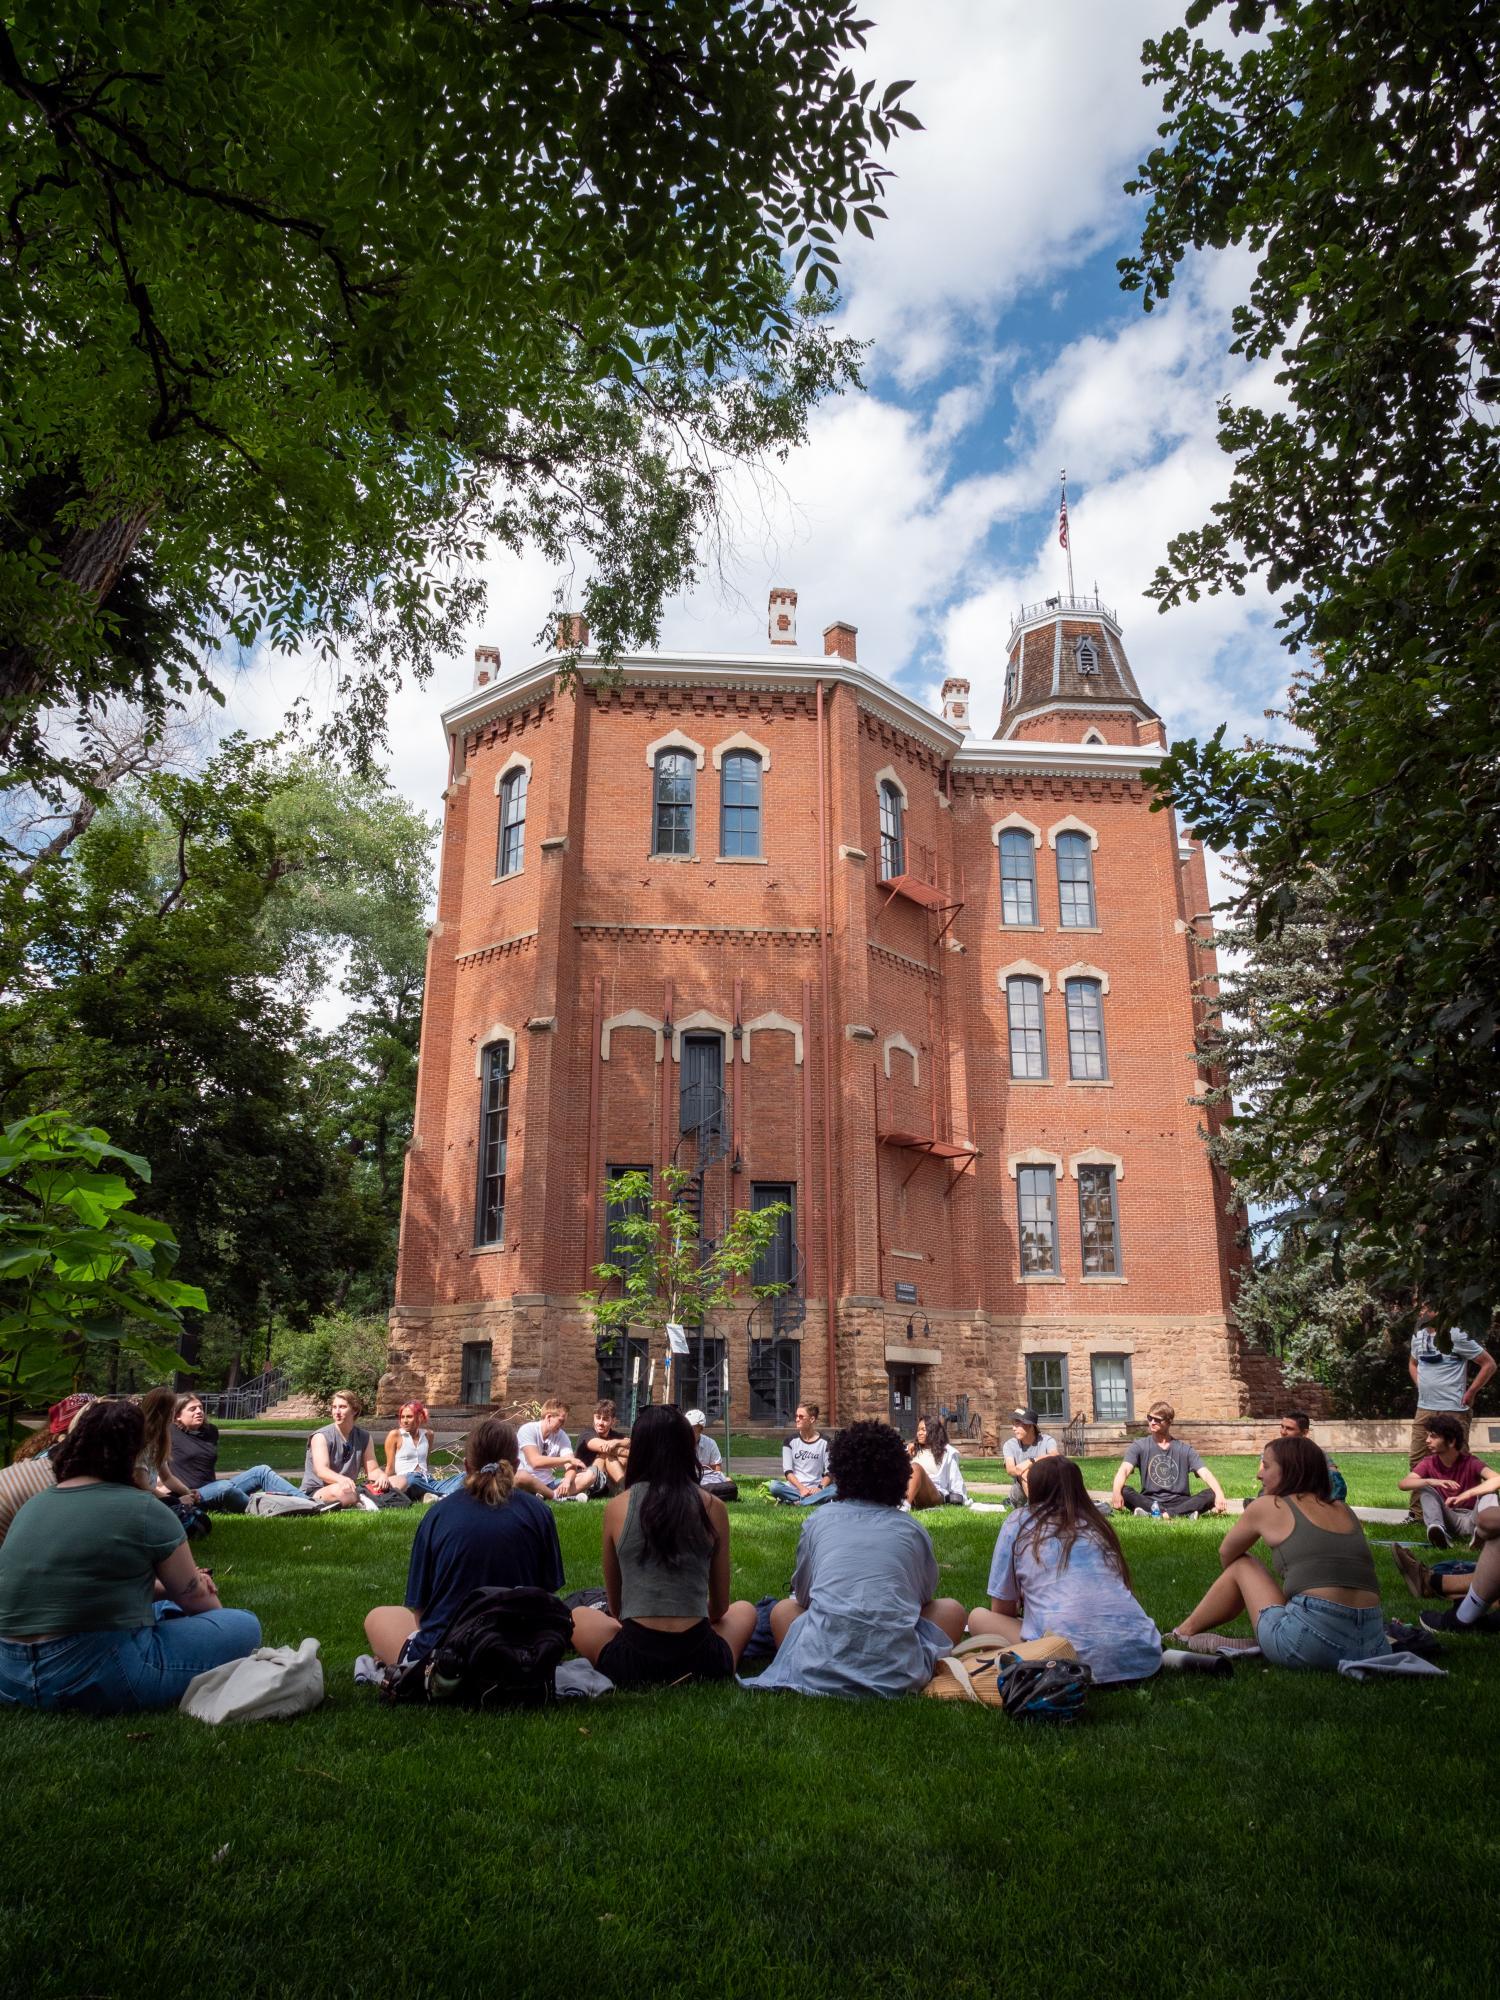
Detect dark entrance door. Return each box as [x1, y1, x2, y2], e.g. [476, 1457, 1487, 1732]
[680, 1033, 724, 1142]
[887, 1364, 918, 1439]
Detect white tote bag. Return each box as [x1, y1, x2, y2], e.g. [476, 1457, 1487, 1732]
[179, 1638, 325, 1724]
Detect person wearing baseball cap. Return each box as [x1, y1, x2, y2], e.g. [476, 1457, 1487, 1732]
[1002, 1408, 1060, 1508]
[685, 1409, 738, 1502]
[0, 1393, 97, 1549]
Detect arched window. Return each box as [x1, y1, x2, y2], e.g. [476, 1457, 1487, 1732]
[496, 766, 528, 877]
[1056, 830, 1097, 927]
[1065, 978, 1107, 1080]
[1006, 976, 1048, 1079]
[878, 779, 905, 879]
[653, 749, 695, 856]
[475, 1041, 511, 1245]
[719, 750, 762, 857]
[999, 829, 1038, 926]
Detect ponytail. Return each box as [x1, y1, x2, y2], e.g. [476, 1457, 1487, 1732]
[462, 1418, 520, 1508]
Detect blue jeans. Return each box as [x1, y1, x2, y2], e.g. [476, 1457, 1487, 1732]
[0, 1609, 262, 1713]
[1256, 1595, 1389, 1671]
[397, 1471, 445, 1500]
[434, 1471, 465, 1497]
[198, 1466, 301, 1512]
[768, 1480, 839, 1506]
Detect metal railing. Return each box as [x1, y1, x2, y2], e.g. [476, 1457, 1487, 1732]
[1007, 593, 1120, 645]
[201, 1365, 290, 1422]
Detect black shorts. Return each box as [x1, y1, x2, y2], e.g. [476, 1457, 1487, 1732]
[596, 1619, 734, 1689]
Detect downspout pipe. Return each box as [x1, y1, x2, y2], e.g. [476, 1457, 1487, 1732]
[816, 680, 839, 1424]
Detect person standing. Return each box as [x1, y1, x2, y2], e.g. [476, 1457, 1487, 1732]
[1001, 1409, 1059, 1507]
[768, 1404, 837, 1506]
[169, 1396, 301, 1512]
[1110, 1402, 1228, 1517]
[1408, 1310, 1494, 1469]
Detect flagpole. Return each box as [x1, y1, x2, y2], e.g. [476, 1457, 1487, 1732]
[1059, 469, 1076, 600]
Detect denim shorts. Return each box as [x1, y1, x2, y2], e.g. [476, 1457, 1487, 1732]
[1257, 1595, 1388, 1671]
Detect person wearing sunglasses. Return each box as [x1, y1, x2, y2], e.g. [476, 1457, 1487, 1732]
[1111, 1401, 1227, 1517]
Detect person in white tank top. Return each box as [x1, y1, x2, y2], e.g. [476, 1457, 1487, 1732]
[384, 1402, 442, 1503]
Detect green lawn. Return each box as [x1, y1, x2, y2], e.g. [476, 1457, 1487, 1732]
[962, 1451, 1414, 1508]
[1, 1500, 1494, 1998]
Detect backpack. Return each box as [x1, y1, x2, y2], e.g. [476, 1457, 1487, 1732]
[924, 1634, 1092, 1720]
[383, 1586, 574, 1709]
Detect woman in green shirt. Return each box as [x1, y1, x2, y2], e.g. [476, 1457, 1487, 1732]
[0, 1400, 261, 1713]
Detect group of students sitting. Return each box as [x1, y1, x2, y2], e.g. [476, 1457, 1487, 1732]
[5, 1384, 1500, 1716]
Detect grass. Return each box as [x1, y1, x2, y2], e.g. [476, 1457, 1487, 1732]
[1, 1498, 1494, 2000]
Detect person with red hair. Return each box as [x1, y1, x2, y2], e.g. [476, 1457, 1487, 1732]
[384, 1401, 442, 1502]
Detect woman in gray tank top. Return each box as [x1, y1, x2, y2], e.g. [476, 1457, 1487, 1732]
[570, 1406, 756, 1687]
[1168, 1435, 1388, 1670]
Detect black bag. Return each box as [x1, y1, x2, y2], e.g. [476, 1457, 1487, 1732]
[172, 1500, 212, 1542]
[384, 1586, 574, 1709]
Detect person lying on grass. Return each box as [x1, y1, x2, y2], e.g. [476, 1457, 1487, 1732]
[0, 1399, 260, 1714]
[1392, 1473, 1500, 1627]
[170, 1394, 302, 1513]
[906, 1414, 969, 1510]
[1396, 1413, 1500, 1550]
[302, 1390, 393, 1509]
[570, 1404, 756, 1687]
[364, 1418, 564, 1671]
[1169, 1436, 1388, 1670]
[746, 1419, 966, 1698]
[968, 1455, 1160, 1685]
[383, 1401, 444, 1503]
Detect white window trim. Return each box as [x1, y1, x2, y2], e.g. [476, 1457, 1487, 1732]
[1047, 815, 1099, 850]
[1058, 962, 1110, 994]
[873, 764, 909, 806]
[998, 959, 1051, 992]
[882, 1031, 919, 1085]
[1007, 1148, 1063, 1178]
[474, 1026, 518, 1077]
[645, 729, 706, 771]
[493, 750, 533, 793]
[672, 1009, 734, 1062]
[601, 1009, 665, 1063]
[742, 1011, 803, 1065]
[711, 730, 771, 773]
[1082, 730, 1105, 746]
[1069, 1149, 1125, 1180]
[992, 812, 1042, 847]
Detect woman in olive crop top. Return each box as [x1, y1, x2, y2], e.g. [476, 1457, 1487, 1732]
[1169, 1435, 1389, 1670]
[569, 1405, 757, 1688]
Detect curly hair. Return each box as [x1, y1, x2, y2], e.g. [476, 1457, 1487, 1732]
[828, 1420, 909, 1507]
[51, 1400, 146, 1486]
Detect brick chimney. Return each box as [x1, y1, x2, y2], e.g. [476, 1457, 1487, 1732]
[554, 611, 589, 651]
[768, 586, 798, 647]
[940, 675, 970, 729]
[473, 644, 500, 687]
[823, 621, 858, 663]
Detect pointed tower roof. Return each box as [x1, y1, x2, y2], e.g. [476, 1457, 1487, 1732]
[995, 594, 1163, 746]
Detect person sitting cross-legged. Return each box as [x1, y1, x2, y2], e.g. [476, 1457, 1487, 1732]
[1111, 1401, 1228, 1517]
[968, 1455, 1161, 1686]
[1397, 1414, 1500, 1550]
[301, 1391, 393, 1509]
[570, 1405, 756, 1688]
[1001, 1408, 1059, 1507]
[747, 1420, 966, 1698]
[0, 1400, 261, 1713]
[364, 1418, 565, 1671]
[686, 1409, 737, 1503]
[574, 1399, 632, 1499]
[169, 1395, 301, 1513]
[516, 1399, 593, 1502]
[383, 1401, 444, 1503]
[767, 1403, 837, 1506]
[906, 1415, 969, 1510]
[1168, 1435, 1388, 1670]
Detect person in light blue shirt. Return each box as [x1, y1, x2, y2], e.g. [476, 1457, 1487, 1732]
[970, 1456, 1161, 1686]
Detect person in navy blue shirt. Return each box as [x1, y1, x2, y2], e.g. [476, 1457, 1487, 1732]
[363, 1418, 564, 1667]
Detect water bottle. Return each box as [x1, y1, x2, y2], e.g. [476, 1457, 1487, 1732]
[1151, 1499, 1162, 1519]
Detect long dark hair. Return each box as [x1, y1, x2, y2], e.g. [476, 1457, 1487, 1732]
[625, 1405, 717, 1568]
[918, 1414, 949, 1459]
[1015, 1455, 1131, 1586]
[1263, 1435, 1332, 1502]
[138, 1384, 175, 1475]
[52, 1401, 145, 1486]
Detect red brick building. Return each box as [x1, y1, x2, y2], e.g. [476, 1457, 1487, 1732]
[384, 589, 1280, 1433]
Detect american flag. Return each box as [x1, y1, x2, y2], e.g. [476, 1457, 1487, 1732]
[1058, 494, 1070, 551]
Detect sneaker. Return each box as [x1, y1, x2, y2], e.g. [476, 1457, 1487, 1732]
[1391, 1542, 1438, 1600]
[1427, 1521, 1450, 1549]
[1419, 1605, 1500, 1636]
[1167, 1630, 1261, 1656]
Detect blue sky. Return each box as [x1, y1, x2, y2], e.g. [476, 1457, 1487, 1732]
[223, 0, 1291, 816]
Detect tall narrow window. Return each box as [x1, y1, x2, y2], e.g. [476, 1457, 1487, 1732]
[719, 751, 762, 857]
[680, 1033, 724, 1142]
[1056, 831, 1097, 926]
[999, 830, 1038, 926]
[878, 780, 905, 878]
[1025, 1353, 1067, 1422]
[1017, 1166, 1059, 1275]
[653, 749, 695, 856]
[1005, 976, 1048, 1079]
[475, 1042, 511, 1245]
[1065, 979, 1108, 1080]
[1091, 1353, 1131, 1422]
[604, 1164, 652, 1268]
[496, 766, 527, 877]
[1078, 1164, 1121, 1275]
[460, 1340, 493, 1405]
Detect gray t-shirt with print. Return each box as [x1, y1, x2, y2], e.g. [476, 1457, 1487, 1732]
[1124, 1435, 1205, 1497]
[1410, 1328, 1488, 1413]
